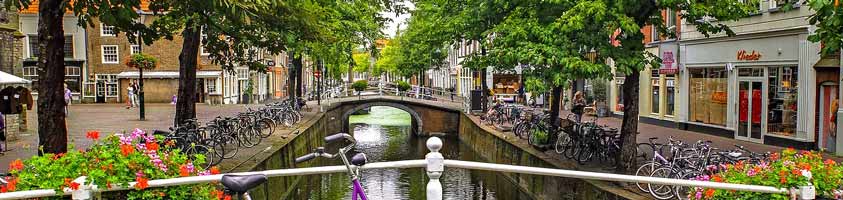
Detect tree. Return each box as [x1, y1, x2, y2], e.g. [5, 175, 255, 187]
[807, 0, 843, 55]
[407, 0, 756, 174]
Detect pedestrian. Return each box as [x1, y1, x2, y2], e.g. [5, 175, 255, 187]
[64, 83, 72, 115]
[126, 84, 135, 109]
[449, 86, 455, 101]
[132, 80, 140, 106]
[0, 111, 6, 152]
[572, 91, 586, 122]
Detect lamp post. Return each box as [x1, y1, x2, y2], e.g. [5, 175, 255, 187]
[137, 27, 145, 121]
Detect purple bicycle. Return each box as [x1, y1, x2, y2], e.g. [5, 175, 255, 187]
[296, 133, 369, 200]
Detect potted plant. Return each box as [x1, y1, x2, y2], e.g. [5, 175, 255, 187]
[590, 80, 609, 117]
[397, 80, 411, 100]
[243, 79, 254, 104]
[352, 80, 368, 99]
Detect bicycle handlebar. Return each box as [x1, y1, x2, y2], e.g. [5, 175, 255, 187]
[295, 153, 319, 163]
[325, 133, 349, 143]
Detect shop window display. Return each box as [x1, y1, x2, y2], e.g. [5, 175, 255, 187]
[689, 68, 728, 126]
[767, 66, 798, 137]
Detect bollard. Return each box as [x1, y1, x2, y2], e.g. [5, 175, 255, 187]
[425, 137, 444, 200]
[799, 185, 816, 200]
[70, 176, 97, 200]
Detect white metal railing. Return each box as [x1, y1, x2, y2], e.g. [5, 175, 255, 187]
[0, 137, 818, 200]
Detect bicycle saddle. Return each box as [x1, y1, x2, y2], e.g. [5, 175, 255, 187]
[351, 153, 367, 166]
[221, 174, 267, 194]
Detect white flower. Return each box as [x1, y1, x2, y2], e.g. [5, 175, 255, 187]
[801, 169, 812, 180]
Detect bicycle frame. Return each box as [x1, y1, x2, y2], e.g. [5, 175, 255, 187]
[308, 134, 369, 200]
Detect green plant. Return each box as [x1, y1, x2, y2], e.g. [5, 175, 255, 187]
[591, 80, 608, 102]
[4, 129, 219, 199]
[125, 53, 159, 70]
[530, 129, 549, 145]
[244, 78, 255, 97]
[352, 80, 368, 92]
[690, 148, 843, 200]
[397, 81, 411, 92]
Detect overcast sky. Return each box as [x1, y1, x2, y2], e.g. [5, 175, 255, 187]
[381, 1, 414, 38]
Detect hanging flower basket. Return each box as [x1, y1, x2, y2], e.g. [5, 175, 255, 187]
[125, 53, 159, 70]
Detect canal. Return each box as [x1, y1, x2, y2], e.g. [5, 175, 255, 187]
[290, 106, 532, 200]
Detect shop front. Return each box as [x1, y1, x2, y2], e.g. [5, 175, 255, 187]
[492, 73, 519, 103]
[680, 31, 818, 148]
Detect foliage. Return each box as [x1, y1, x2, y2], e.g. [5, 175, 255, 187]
[244, 78, 254, 97]
[396, 80, 411, 92]
[375, 38, 402, 76]
[352, 52, 371, 73]
[125, 53, 159, 70]
[807, 0, 843, 56]
[529, 128, 549, 145]
[689, 149, 843, 200]
[352, 80, 368, 92]
[5, 129, 219, 199]
[590, 80, 608, 103]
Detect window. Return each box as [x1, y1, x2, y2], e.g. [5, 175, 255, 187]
[65, 66, 81, 76]
[23, 66, 38, 78]
[615, 79, 625, 112]
[767, 66, 798, 137]
[651, 26, 660, 42]
[740, 0, 762, 12]
[130, 45, 140, 55]
[665, 9, 676, 39]
[29, 35, 74, 58]
[207, 79, 217, 93]
[100, 23, 115, 36]
[237, 68, 249, 80]
[688, 68, 729, 126]
[95, 74, 119, 97]
[65, 66, 82, 93]
[101, 45, 119, 64]
[651, 69, 660, 114]
[27, 36, 38, 58]
[770, 0, 796, 9]
[666, 76, 675, 116]
[64, 36, 74, 57]
[200, 31, 210, 55]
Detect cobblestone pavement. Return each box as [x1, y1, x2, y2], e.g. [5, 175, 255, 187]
[0, 102, 273, 173]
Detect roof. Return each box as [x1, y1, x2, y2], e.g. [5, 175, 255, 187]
[117, 71, 222, 79]
[20, 0, 152, 14]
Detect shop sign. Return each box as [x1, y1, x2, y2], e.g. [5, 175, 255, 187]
[737, 50, 762, 61]
[659, 45, 678, 75]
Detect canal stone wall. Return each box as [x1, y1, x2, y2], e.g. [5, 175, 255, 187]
[458, 114, 650, 200]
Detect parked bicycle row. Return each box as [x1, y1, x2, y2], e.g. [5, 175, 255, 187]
[151, 98, 307, 169]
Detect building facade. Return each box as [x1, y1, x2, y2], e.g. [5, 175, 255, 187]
[19, 7, 88, 102]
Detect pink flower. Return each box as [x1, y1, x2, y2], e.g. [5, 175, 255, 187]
[747, 168, 758, 177]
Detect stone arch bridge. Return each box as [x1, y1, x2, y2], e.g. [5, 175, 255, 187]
[322, 96, 462, 136]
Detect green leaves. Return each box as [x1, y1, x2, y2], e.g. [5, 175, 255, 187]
[807, 0, 843, 56]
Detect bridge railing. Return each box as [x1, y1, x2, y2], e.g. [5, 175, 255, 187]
[0, 137, 818, 200]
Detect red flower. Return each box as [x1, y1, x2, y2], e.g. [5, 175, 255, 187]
[86, 131, 100, 140]
[704, 189, 715, 198]
[121, 144, 135, 157]
[146, 141, 159, 151]
[770, 153, 780, 161]
[135, 177, 149, 190]
[6, 177, 17, 192]
[791, 169, 801, 176]
[224, 195, 232, 200]
[211, 190, 224, 199]
[798, 163, 812, 171]
[712, 175, 723, 182]
[825, 159, 836, 166]
[0, 186, 6, 193]
[210, 166, 220, 175]
[9, 159, 23, 171]
[69, 182, 80, 190]
[179, 165, 190, 177]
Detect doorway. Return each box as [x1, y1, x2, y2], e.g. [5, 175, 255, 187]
[736, 79, 765, 143]
[819, 83, 838, 153]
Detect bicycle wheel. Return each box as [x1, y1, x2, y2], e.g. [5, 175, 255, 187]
[563, 137, 579, 159]
[635, 162, 659, 193]
[673, 170, 703, 200]
[259, 118, 274, 138]
[576, 143, 594, 165]
[201, 138, 223, 166]
[187, 145, 215, 169]
[554, 131, 572, 154]
[216, 134, 239, 159]
[648, 167, 676, 200]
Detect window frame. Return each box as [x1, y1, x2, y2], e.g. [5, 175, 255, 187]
[101, 45, 120, 64]
[100, 23, 116, 37]
[130, 45, 140, 55]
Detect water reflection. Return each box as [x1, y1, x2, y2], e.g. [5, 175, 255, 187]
[293, 106, 530, 200]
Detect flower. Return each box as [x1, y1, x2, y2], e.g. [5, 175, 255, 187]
[86, 130, 100, 140]
[146, 141, 159, 151]
[695, 190, 702, 199]
[69, 181, 80, 190]
[704, 188, 715, 198]
[6, 177, 17, 192]
[770, 152, 780, 161]
[825, 159, 836, 166]
[210, 166, 220, 175]
[9, 159, 23, 171]
[791, 169, 801, 176]
[121, 144, 135, 157]
[179, 165, 190, 177]
[712, 175, 723, 182]
[747, 168, 758, 177]
[135, 177, 149, 190]
[801, 169, 812, 180]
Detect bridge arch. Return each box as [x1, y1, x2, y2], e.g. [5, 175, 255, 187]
[340, 102, 423, 136]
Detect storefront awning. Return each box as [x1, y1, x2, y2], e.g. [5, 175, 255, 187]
[117, 71, 222, 79]
[0, 70, 31, 84]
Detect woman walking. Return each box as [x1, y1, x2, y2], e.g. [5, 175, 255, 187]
[572, 91, 586, 122]
[126, 83, 136, 109]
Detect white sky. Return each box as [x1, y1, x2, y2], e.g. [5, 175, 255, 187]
[381, 1, 414, 38]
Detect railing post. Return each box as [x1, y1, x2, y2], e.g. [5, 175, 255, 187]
[70, 176, 96, 200]
[795, 185, 815, 200]
[425, 137, 444, 200]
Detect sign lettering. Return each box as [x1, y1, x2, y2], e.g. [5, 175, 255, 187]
[737, 50, 762, 61]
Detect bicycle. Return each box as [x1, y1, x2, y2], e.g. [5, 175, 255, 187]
[296, 133, 369, 200]
[219, 174, 267, 200]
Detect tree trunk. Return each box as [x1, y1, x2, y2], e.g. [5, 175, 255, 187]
[616, 70, 640, 174]
[174, 21, 200, 126]
[287, 54, 296, 101]
[549, 85, 563, 131]
[293, 56, 303, 98]
[36, 0, 68, 155]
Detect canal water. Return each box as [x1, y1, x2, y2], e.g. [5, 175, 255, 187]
[291, 106, 532, 200]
